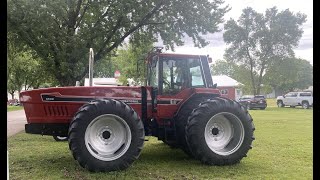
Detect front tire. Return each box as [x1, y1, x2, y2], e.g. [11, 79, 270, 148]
[302, 101, 309, 109]
[186, 97, 255, 165]
[68, 99, 145, 172]
[277, 100, 284, 108]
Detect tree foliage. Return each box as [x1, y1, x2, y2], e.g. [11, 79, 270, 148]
[7, 33, 58, 99]
[211, 58, 312, 96]
[8, 0, 229, 86]
[92, 32, 154, 86]
[223, 7, 306, 95]
[211, 60, 257, 94]
[113, 45, 154, 85]
[264, 58, 313, 92]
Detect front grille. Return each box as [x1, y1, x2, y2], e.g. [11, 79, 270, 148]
[44, 105, 69, 116]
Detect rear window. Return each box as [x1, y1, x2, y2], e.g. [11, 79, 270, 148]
[300, 93, 312, 97]
[254, 95, 265, 99]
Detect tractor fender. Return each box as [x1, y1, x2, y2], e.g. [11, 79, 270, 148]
[174, 93, 220, 117]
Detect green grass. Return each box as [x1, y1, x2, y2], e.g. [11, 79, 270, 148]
[266, 98, 277, 107]
[7, 106, 24, 112]
[8, 106, 313, 180]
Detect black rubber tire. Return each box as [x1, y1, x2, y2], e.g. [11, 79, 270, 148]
[53, 136, 68, 141]
[260, 107, 266, 110]
[302, 101, 309, 109]
[174, 96, 211, 157]
[246, 103, 251, 110]
[186, 97, 255, 165]
[277, 100, 285, 107]
[68, 99, 145, 172]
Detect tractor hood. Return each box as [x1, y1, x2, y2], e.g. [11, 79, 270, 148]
[20, 86, 146, 103]
[20, 86, 152, 124]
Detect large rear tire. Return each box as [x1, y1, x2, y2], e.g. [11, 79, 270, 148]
[174, 96, 212, 157]
[68, 99, 145, 172]
[186, 97, 255, 165]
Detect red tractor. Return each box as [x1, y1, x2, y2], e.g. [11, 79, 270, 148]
[20, 50, 255, 172]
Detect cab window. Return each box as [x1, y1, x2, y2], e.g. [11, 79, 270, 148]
[162, 57, 205, 95]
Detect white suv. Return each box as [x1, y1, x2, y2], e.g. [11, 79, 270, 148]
[276, 92, 313, 109]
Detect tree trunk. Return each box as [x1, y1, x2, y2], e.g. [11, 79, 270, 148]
[10, 92, 14, 100]
[249, 62, 256, 95]
[256, 63, 266, 95]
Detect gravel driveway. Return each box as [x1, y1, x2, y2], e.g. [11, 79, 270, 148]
[7, 110, 27, 137]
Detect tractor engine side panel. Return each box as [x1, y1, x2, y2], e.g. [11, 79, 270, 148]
[20, 86, 153, 124]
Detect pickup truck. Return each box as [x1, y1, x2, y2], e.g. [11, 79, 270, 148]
[276, 91, 313, 109]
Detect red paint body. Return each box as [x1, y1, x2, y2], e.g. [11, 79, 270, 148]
[217, 86, 236, 100]
[20, 86, 220, 126]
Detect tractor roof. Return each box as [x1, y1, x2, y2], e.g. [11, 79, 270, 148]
[146, 53, 212, 63]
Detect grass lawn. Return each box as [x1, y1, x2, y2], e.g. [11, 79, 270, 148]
[8, 105, 313, 179]
[7, 106, 24, 112]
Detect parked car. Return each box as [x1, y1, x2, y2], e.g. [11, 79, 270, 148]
[7, 99, 20, 106]
[276, 91, 313, 109]
[238, 95, 267, 110]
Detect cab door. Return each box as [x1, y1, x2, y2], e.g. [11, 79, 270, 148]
[156, 56, 206, 118]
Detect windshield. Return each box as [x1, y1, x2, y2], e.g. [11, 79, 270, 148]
[161, 57, 205, 95]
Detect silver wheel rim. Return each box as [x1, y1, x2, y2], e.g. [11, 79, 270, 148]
[277, 102, 282, 107]
[204, 112, 245, 156]
[85, 114, 132, 161]
[56, 136, 67, 140]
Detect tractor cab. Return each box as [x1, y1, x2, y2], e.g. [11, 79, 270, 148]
[147, 53, 216, 96]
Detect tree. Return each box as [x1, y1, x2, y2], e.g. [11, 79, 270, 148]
[264, 58, 313, 93]
[211, 60, 257, 94]
[8, 0, 229, 86]
[113, 41, 154, 85]
[8, 33, 57, 98]
[223, 7, 306, 95]
[210, 60, 235, 77]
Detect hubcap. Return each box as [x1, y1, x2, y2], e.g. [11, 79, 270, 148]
[204, 112, 245, 156]
[85, 114, 132, 161]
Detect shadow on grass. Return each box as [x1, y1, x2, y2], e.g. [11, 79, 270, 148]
[9, 133, 271, 180]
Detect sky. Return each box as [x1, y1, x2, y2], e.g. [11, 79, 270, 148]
[159, 0, 313, 65]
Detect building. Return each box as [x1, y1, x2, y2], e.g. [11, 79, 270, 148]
[211, 75, 243, 100]
[84, 78, 120, 86]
